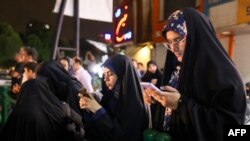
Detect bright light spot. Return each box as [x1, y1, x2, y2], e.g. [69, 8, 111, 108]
[29, 23, 32, 27]
[124, 31, 132, 40]
[93, 63, 103, 78]
[149, 45, 153, 49]
[115, 9, 121, 18]
[104, 34, 111, 40]
[138, 46, 150, 58]
[221, 31, 231, 36]
[102, 55, 108, 63]
[44, 24, 50, 29]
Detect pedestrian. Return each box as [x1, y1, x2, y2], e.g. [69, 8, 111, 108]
[0, 78, 84, 141]
[144, 8, 246, 141]
[79, 54, 148, 141]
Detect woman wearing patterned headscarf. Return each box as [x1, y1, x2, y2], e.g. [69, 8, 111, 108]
[144, 8, 246, 141]
[79, 54, 148, 141]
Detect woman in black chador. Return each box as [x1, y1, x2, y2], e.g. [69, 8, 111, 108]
[79, 54, 148, 141]
[144, 8, 246, 141]
[141, 60, 163, 88]
[0, 78, 83, 141]
[36, 61, 83, 114]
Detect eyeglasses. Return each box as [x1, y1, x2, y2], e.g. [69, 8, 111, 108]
[162, 37, 186, 51]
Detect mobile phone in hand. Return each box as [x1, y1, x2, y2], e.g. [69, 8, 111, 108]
[140, 82, 161, 92]
[79, 89, 91, 98]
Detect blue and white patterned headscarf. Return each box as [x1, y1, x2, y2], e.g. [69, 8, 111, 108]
[162, 10, 187, 38]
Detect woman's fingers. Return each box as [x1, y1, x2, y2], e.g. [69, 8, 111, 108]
[79, 98, 88, 109]
[160, 85, 178, 92]
[150, 92, 162, 101]
[143, 92, 155, 105]
[88, 93, 95, 100]
[145, 86, 181, 109]
[146, 89, 168, 107]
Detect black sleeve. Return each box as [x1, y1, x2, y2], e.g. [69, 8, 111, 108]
[93, 112, 126, 141]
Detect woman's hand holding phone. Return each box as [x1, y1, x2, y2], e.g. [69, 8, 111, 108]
[143, 85, 181, 110]
[78, 88, 102, 113]
[140, 82, 161, 92]
[141, 82, 160, 105]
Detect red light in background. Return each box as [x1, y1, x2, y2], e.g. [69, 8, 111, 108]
[114, 2, 133, 44]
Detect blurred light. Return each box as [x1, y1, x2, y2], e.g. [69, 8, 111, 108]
[124, 31, 132, 40]
[119, 50, 125, 55]
[29, 23, 33, 27]
[221, 31, 231, 36]
[53, 0, 113, 22]
[86, 40, 108, 53]
[104, 34, 111, 40]
[138, 46, 150, 58]
[93, 63, 103, 77]
[114, 3, 132, 44]
[149, 45, 154, 49]
[115, 8, 121, 18]
[102, 55, 108, 63]
[44, 24, 50, 29]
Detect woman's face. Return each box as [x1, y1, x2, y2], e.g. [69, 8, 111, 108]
[148, 64, 157, 73]
[103, 67, 118, 90]
[165, 31, 186, 62]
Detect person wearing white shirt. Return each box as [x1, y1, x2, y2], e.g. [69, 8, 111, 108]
[73, 56, 94, 93]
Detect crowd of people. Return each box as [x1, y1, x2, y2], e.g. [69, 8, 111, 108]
[0, 7, 249, 141]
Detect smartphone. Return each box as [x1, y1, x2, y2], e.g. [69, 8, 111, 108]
[140, 82, 161, 92]
[78, 89, 91, 98]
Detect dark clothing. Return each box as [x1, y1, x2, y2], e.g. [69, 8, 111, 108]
[156, 8, 246, 141]
[151, 51, 181, 132]
[36, 61, 83, 114]
[247, 91, 250, 97]
[141, 69, 163, 88]
[141, 63, 163, 133]
[0, 79, 83, 141]
[83, 54, 148, 141]
[141, 69, 163, 132]
[14, 62, 25, 75]
[141, 61, 162, 88]
[9, 62, 24, 99]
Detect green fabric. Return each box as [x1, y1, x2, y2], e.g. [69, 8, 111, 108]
[143, 129, 171, 141]
[0, 86, 16, 123]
